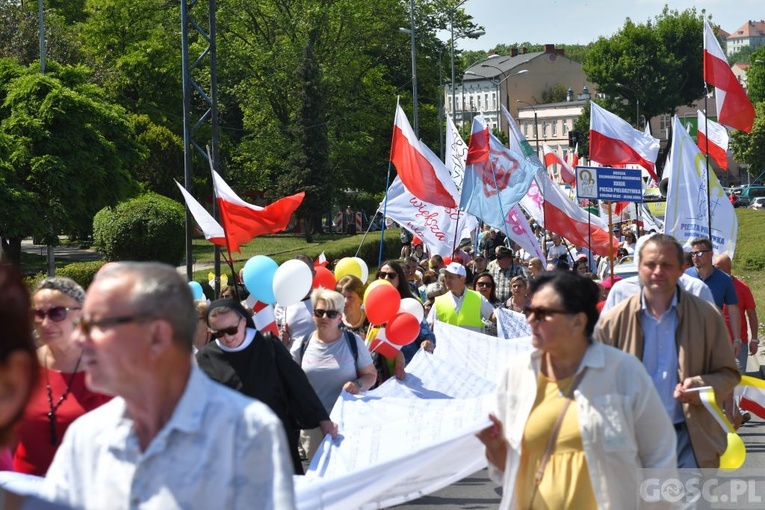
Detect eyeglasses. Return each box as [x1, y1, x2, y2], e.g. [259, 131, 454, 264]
[523, 306, 571, 323]
[314, 309, 341, 319]
[475, 281, 493, 288]
[209, 321, 242, 339]
[377, 271, 398, 280]
[691, 249, 712, 257]
[74, 314, 153, 335]
[32, 306, 81, 322]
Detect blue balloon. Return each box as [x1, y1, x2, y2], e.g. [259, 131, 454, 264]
[242, 255, 278, 304]
[188, 281, 204, 300]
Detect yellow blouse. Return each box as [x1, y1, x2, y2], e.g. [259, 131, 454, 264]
[515, 371, 597, 509]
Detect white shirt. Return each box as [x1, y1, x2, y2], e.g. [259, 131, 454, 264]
[426, 289, 495, 333]
[274, 299, 315, 353]
[490, 343, 676, 509]
[602, 273, 714, 313]
[43, 366, 295, 510]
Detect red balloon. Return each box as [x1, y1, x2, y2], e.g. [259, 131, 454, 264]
[369, 333, 402, 360]
[442, 256, 452, 265]
[365, 284, 401, 325]
[385, 313, 419, 345]
[312, 266, 337, 289]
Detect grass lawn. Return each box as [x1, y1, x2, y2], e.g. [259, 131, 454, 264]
[733, 209, 765, 339]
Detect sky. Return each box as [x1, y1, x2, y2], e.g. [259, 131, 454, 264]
[454, 0, 764, 51]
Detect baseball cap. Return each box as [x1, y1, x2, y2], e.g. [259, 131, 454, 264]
[440, 262, 466, 278]
[600, 276, 623, 290]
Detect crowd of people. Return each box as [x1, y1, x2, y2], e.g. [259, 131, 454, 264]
[0, 222, 759, 509]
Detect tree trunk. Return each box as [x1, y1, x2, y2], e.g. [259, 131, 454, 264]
[302, 219, 314, 243]
[1, 236, 23, 267]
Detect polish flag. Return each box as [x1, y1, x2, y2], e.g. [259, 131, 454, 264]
[704, 20, 755, 133]
[314, 251, 328, 268]
[697, 110, 730, 170]
[589, 101, 660, 182]
[211, 170, 304, 253]
[174, 180, 227, 247]
[390, 104, 459, 208]
[245, 295, 279, 336]
[567, 143, 579, 169]
[542, 145, 575, 185]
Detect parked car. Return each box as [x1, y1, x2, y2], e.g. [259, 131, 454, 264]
[751, 197, 765, 210]
[736, 185, 765, 208]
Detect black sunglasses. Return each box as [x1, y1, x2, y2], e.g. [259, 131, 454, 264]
[475, 281, 493, 288]
[314, 309, 341, 319]
[523, 306, 571, 323]
[32, 306, 81, 322]
[377, 271, 398, 280]
[209, 318, 242, 339]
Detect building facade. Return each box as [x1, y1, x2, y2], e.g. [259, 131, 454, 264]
[725, 20, 765, 57]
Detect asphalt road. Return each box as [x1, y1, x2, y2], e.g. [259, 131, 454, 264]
[393, 355, 765, 509]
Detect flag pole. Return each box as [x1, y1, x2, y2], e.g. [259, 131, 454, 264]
[703, 91, 713, 241]
[206, 146, 237, 298]
[380, 100, 400, 267]
[356, 209, 378, 258]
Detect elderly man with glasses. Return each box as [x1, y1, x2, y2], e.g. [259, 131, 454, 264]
[43, 262, 295, 510]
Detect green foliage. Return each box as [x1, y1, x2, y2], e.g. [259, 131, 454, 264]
[57, 261, 106, 289]
[573, 101, 592, 159]
[93, 192, 186, 265]
[128, 114, 184, 198]
[730, 101, 765, 177]
[727, 46, 756, 65]
[583, 7, 707, 120]
[733, 209, 765, 271]
[541, 84, 568, 104]
[747, 47, 765, 105]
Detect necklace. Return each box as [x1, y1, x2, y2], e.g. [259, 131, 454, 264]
[44, 351, 82, 446]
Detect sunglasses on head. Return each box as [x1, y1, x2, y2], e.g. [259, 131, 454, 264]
[32, 306, 80, 322]
[209, 319, 242, 339]
[314, 309, 340, 319]
[377, 271, 398, 280]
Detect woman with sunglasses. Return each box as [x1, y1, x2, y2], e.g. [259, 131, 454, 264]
[477, 271, 675, 509]
[376, 260, 435, 363]
[505, 276, 530, 314]
[196, 298, 336, 474]
[293, 288, 375, 460]
[14, 278, 110, 476]
[472, 272, 501, 336]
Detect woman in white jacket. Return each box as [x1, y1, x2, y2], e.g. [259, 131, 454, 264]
[477, 271, 676, 509]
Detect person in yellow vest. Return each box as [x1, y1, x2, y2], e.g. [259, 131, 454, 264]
[427, 262, 496, 333]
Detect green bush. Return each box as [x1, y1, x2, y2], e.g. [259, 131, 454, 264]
[734, 209, 765, 271]
[57, 261, 106, 289]
[93, 192, 186, 265]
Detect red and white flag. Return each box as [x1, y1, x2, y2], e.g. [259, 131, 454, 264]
[567, 143, 579, 169]
[697, 110, 729, 170]
[174, 180, 226, 247]
[704, 20, 755, 133]
[589, 101, 660, 181]
[314, 251, 328, 268]
[542, 144, 576, 185]
[245, 295, 279, 336]
[211, 170, 304, 254]
[390, 104, 459, 208]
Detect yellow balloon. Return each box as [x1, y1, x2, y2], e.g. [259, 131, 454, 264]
[334, 257, 362, 281]
[363, 279, 392, 303]
[719, 432, 746, 471]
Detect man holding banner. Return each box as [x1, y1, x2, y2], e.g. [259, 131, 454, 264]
[595, 234, 739, 468]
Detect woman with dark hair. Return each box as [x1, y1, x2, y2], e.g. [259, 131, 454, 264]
[0, 267, 66, 508]
[14, 278, 110, 476]
[196, 298, 337, 474]
[477, 271, 675, 509]
[376, 260, 435, 363]
[472, 272, 501, 307]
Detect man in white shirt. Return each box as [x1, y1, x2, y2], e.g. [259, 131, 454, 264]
[43, 262, 295, 510]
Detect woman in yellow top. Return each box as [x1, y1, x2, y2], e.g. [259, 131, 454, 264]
[477, 271, 676, 509]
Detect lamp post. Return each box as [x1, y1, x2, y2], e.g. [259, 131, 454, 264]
[449, 3, 484, 131]
[399, 0, 418, 135]
[516, 100, 539, 155]
[481, 63, 528, 132]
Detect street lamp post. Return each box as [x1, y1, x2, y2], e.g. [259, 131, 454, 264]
[481, 64, 528, 132]
[399, 0, 418, 135]
[516, 100, 539, 155]
[448, 4, 484, 130]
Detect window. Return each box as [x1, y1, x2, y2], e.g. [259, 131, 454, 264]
[563, 122, 569, 135]
[552, 120, 557, 136]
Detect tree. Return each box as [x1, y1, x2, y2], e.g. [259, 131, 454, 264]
[730, 102, 765, 178]
[0, 60, 143, 265]
[583, 7, 708, 122]
[747, 47, 765, 104]
[541, 84, 568, 104]
[727, 46, 756, 65]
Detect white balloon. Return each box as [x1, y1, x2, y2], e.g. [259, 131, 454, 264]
[272, 259, 313, 307]
[352, 257, 369, 283]
[398, 297, 424, 323]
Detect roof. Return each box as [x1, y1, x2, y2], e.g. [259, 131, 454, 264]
[726, 20, 765, 40]
[463, 52, 544, 80]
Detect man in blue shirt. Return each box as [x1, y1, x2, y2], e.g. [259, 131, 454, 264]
[684, 238, 741, 358]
